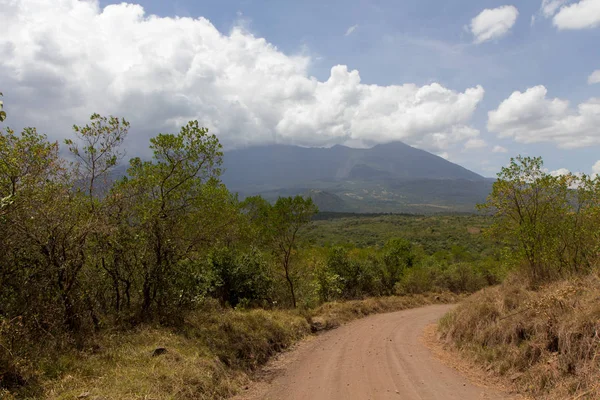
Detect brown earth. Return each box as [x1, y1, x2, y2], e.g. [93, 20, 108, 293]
[235, 304, 517, 400]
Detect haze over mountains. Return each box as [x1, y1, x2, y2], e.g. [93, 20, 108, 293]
[221, 142, 493, 213]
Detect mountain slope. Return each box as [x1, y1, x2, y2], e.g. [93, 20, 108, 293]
[222, 142, 484, 191]
[221, 142, 491, 214]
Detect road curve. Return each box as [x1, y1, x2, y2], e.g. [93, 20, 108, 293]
[239, 304, 512, 400]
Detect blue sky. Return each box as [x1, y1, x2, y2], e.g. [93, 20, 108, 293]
[2, 0, 600, 176]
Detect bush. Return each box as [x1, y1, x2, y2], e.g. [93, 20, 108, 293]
[324, 247, 379, 299]
[208, 247, 274, 308]
[0, 318, 41, 397]
[397, 259, 500, 295]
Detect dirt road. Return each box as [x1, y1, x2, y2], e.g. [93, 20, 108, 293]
[238, 304, 513, 400]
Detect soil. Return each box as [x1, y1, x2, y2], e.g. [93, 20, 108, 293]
[234, 304, 519, 400]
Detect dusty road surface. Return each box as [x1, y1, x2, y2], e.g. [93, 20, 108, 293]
[238, 304, 513, 400]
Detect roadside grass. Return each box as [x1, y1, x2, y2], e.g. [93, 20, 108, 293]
[9, 293, 457, 399]
[307, 292, 458, 330]
[438, 271, 600, 399]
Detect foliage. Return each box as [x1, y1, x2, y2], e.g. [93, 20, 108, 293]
[247, 195, 318, 308]
[305, 213, 493, 253]
[0, 95, 511, 397]
[323, 247, 378, 299]
[65, 113, 129, 206]
[208, 246, 274, 308]
[479, 155, 600, 284]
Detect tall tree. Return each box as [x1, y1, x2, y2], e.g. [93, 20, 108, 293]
[478, 155, 600, 283]
[120, 120, 224, 315]
[267, 196, 318, 308]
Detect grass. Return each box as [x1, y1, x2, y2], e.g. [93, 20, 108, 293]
[6, 294, 457, 399]
[438, 271, 600, 399]
[37, 308, 309, 400]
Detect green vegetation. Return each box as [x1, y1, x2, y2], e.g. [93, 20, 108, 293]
[0, 99, 501, 398]
[440, 156, 600, 399]
[479, 156, 600, 283]
[306, 212, 493, 252]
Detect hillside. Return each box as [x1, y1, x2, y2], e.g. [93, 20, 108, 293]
[440, 273, 600, 399]
[221, 142, 492, 213]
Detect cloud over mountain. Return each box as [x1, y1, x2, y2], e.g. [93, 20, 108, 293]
[0, 0, 485, 155]
[487, 85, 600, 148]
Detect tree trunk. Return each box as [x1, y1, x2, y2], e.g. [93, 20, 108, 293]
[284, 264, 296, 308]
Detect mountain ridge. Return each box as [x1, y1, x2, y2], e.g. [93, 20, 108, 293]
[221, 141, 492, 213]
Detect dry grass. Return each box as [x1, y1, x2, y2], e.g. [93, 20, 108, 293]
[439, 271, 600, 399]
[2, 294, 454, 399]
[42, 309, 311, 400]
[308, 292, 459, 330]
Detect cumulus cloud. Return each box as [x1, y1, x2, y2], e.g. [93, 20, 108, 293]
[487, 86, 600, 148]
[547, 168, 585, 189]
[492, 145, 508, 153]
[470, 5, 519, 44]
[464, 138, 487, 149]
[592, 160, 600, 176]
[0, 0, 485, 155]
[549, 168, 571, 176]
[589, 70, 600, 84]
[540, 0, 570, 17]
[553, 0, 600, 29]
[345, 24, 358, 36]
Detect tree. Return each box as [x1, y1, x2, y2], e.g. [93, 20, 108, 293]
[266, 196, 318, 308]
[65, 114, 129, 209]
[479, 155, 600, 283]
[119, 120, 224, 316]
[0, 126, 96, 332]
[379, 238, 416, 294]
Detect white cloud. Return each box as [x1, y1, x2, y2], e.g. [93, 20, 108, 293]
[543, 168, 586, 189]
[345, 24, 358, 36]
[487, 86, 600, 148]
[588, 70, 600, 84]
[0, 0, 486, 155]
[592, 160, 600, 176]
[470, 5, 519, 44]
[553, 0, 600, 29]
[420, 125, 482, 153]
[464, 138, 487, 149]
[492, 145, 508, 153]
[549, 168, 571, 176]
[540, 0, 570, 17]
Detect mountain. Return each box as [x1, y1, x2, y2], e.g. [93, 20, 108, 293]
[221, 142, 493, 214]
